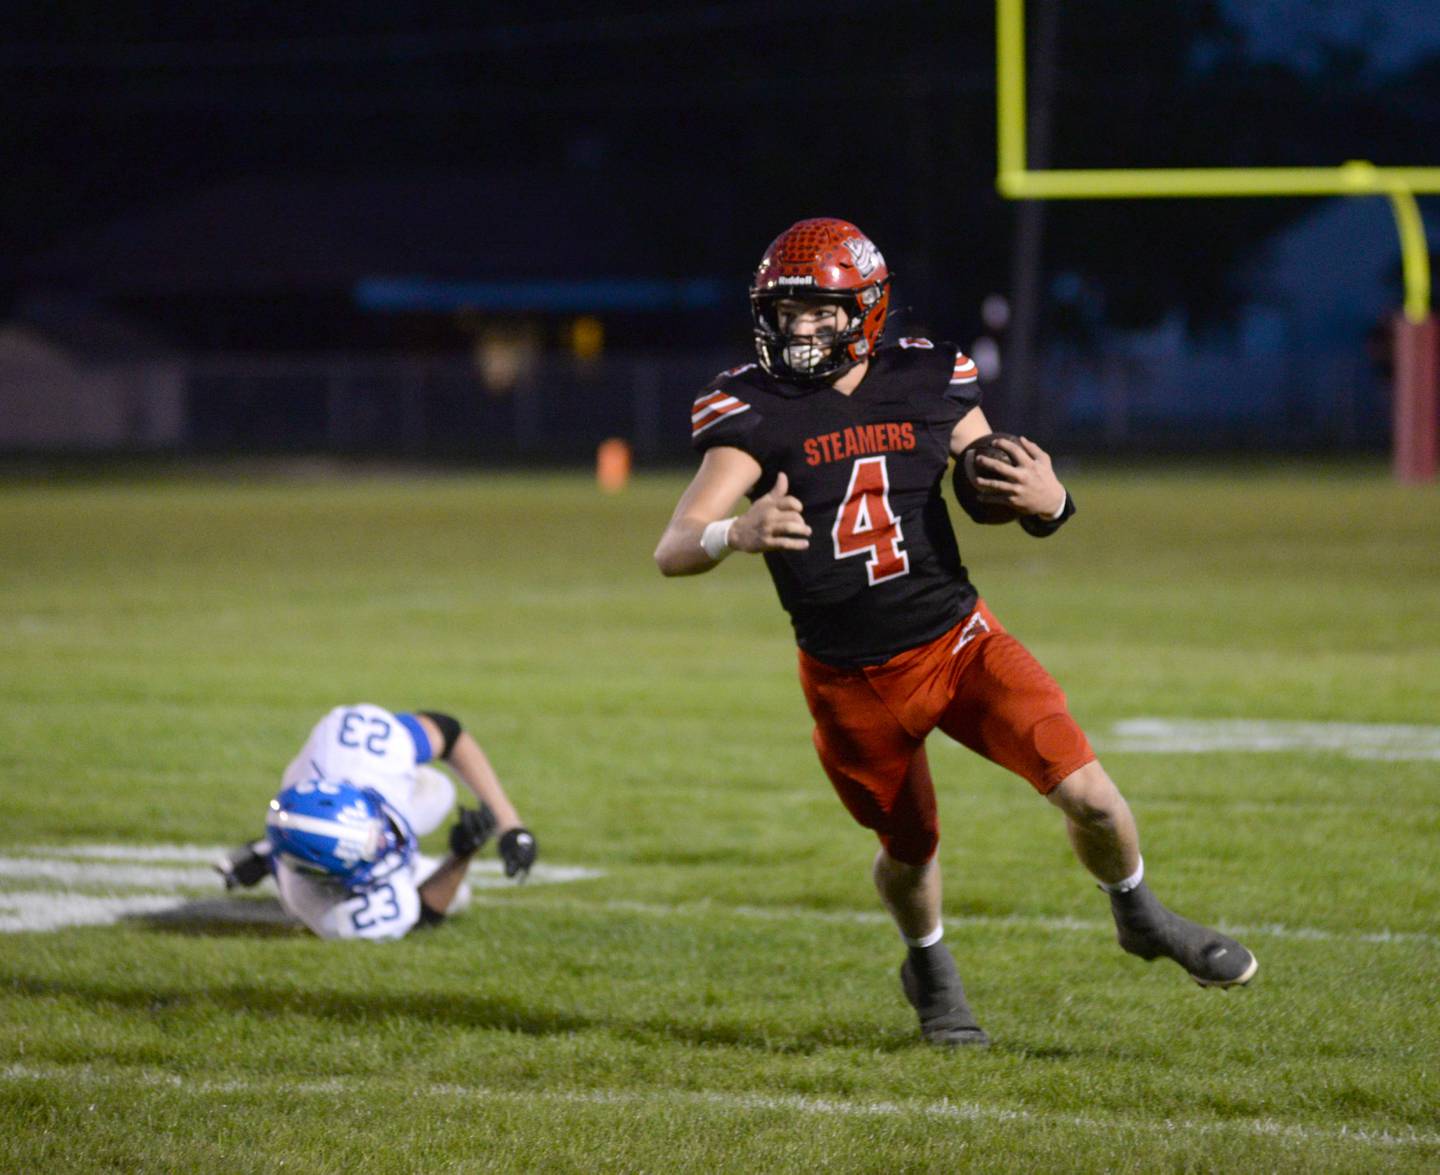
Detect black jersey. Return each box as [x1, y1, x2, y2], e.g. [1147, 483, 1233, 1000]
[690, 339, 982, 665]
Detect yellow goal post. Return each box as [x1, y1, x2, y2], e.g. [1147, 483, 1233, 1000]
[995, 0, 1440, 478]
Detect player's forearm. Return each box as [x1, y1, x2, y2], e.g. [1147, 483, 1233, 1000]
[418, 853, 472, 915]
[654, 517, 727, 576]
[448, 732, 522, 830]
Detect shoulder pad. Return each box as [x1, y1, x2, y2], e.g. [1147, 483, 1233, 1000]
[875, 338, 968, 375]
[712, 361, 760, 381]
[949, 350, 978, 386]
[691, 387, 754, 440]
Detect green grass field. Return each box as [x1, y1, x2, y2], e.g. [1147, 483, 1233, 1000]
[1, 461, 1437, 1172]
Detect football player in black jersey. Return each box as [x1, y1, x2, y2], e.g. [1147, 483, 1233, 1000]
[655, 218, 1256, 1047]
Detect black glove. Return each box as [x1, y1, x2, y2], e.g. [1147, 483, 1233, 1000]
[448, 804, 497, 857]
[498, 827, 537, 880]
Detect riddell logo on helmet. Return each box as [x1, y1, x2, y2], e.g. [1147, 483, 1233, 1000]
[777, 275, 815, 286]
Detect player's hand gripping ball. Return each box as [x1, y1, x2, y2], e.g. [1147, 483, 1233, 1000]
[952, 432, 1025, 524]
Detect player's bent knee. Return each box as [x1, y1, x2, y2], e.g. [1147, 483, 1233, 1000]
[1047, 760, 1124, 825]
[881, 827, 939, 867]
[1028, 713, 1097, 792]
[410, 765, 458, 837]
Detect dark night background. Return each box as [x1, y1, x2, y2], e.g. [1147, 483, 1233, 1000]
[2, 0, 1437, 457]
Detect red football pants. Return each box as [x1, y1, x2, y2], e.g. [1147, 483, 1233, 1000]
[797, 599, 1095, 865]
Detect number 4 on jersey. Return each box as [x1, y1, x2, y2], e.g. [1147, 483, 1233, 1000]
[832, 456, 909, 585]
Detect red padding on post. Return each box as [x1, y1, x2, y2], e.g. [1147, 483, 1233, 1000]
[1392, 313, 1439, 484]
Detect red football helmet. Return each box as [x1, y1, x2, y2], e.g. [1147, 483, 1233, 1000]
[750, 218, 891, 383]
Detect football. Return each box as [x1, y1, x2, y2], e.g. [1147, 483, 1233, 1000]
[952, 432, 1024, 524]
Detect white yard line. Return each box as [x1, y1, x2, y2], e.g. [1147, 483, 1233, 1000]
[0, 893, 188, 933]
[0, 847, 604, 933]
[6, 846, 602, 885]
[0, 858, 221, 889]
[49, 844, 231, 863]
[1098, 718, 1440, 760]
[930, 716, 1440, 760]
[7, 885, 1430, 947]
[468, 895, 1440, 948]
[0, 843, 1432, 946]
[0, 1063, 1435, 1150]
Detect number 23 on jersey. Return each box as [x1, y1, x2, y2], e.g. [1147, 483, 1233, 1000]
[831, 456, 909, 586]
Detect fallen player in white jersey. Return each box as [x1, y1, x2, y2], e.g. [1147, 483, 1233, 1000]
[215, 704, 537, 940]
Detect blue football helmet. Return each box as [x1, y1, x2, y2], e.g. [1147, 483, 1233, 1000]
[266, 779, 414, 890]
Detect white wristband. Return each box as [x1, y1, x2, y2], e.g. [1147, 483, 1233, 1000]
[700, 518, 737, 561]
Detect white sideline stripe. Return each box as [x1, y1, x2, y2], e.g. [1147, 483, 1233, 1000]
[49, 845, 227, 863]
[465, 862, 606, 884]
[1091, 718, 1440, 761]
[11, 885, 1427, 949]
[0, 852, 602, 891]
[467, 896, 1440, 948]
[31, 845, 606, 885]
[0, 848, 604, 933]
[0, 847, 1430, 948]
[0, 859, 219, 889]
[0, 893, 186, 933]
[0, 1064, 1434, 1150]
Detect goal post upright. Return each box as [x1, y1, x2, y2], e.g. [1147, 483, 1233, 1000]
[994, 0, 1439, 481]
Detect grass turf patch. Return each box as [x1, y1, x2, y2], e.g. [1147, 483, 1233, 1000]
[1, 462, 1437, 1171]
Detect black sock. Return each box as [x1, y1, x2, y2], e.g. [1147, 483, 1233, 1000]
[907, 941, 951, 976]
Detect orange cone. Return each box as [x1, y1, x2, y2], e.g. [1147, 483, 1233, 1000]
[596, 437, 631, 493]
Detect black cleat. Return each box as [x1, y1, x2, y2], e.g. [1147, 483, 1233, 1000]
[1109, 881, 1258, 988]
[899, 944, 990, 1047]
[213, 840, 272, 890]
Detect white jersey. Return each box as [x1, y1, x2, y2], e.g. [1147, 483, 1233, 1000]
[274, 704, 458, 940]
[275, 851, 424, 940]
[281, 704, 457, 837]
